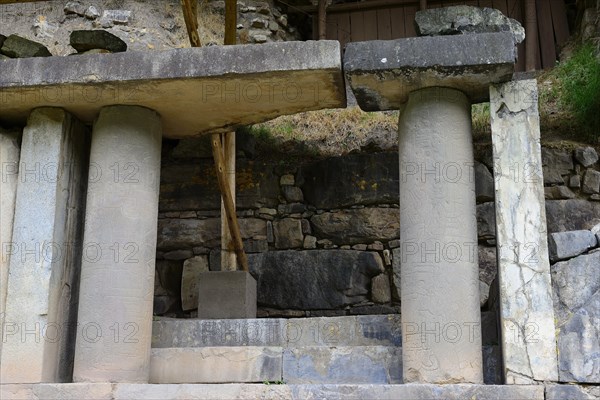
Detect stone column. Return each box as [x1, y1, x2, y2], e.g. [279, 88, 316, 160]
[490, 80, 558, 384]
[399, 87, 483, 384]
[0, 109, 89, 383]
[73, 106, 161, 383]
[0, 127, 20, 361]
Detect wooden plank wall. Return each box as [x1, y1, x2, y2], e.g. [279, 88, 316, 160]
[321, 0, 570, 71]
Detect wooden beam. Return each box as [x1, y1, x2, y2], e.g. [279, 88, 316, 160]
[211, 133, 249, 272]
[420, 0, 427, 10]
[318, 0, 328, 39]
[225, 0, 237, 45]
[181, 0, 202, 47]
[525, 0, 538, 71]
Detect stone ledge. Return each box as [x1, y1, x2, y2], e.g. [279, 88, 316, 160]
[343, 32, 516, 109]
[0, 383, 546, 400]
[0, 41, 346, 138]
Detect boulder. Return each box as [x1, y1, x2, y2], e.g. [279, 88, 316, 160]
[551, 252, 600, 383]
[542, 148, 574, 184]
[311, 208, 399, 245]
[582, 169, 600, 194]
[250, 250, 384, 309]
[574, 146, 599, 167]
[414, 6, 525, 44]
[0, 34, 51, 58]
[475, 161, 495, 202]
[548, 230, 598, 262]
[299, 152, 399, 209]
[70, 30, 127, 53]
[546, 200, 600, 233]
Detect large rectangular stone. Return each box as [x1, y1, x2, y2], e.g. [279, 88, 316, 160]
[490, 80, 559, 383]
[0, 41, 346, 138]
[149, 347, 283, 383]
[0, 127, 20, 360]
[343, 32, 516, 110]
[196, 271, 257, 319]
[0, 108, 89, 383]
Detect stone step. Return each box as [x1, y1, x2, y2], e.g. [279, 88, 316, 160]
[0, 383, 546, 400]
[149, 345, 502, 384]
[152, 313, 498, 348]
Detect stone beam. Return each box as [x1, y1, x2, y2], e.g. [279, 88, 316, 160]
[343, 32, 516, 110]
[489, 80, 559, 383]
[0, 41, 346, 138]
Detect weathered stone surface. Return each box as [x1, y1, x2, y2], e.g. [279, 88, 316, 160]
[371, 274, 391, 303]
[70, 30, 127, 53]
[415, 6, 525, 44]
[99, 9, 133, 26]
[311, 208, 399, 245]
[274, 218, 304, 249]
[542, 148, 574, 185]
[574, 146, 599, 167]
[548, 230, 597, 262]
[0, 41, 346, 137]
[545, 185, 576, 200]
[84, 6, 100, 20]
[0, 34, 51, 58]
[64, 1, 86, 16]
[154, 259, 182, 315]
[478, 246, 497, 287]
[475, 161, 494, 202]
[283, 346, 402, 384]
[181, 256, 209, 311]
[582, 169, 600, 194]
[0, 383, 114, 400]
[197, 271, 257, 319]
[399, 87, 482, 384]
[0, 109, 88, 384]
[150, 347, 282, 383]
[546, 384, 600, 400]
[0, 128, 19, 360]
[551, 252, 600, 383]
[250, 250, 383, 309]
[160, 158, 279, 211]
[477, 202, 496, 240]
[482, 345, 502, 384]
[282, 185, 303, 202]
[344, 32, 515, 110]
[157, 217, 266, 249]
[73, 106, 161, 383]
[299, 152, 399, 209]
[490, 80, 558, 383]
[391, 248, 401, 301]
[546, 200, 600, 233]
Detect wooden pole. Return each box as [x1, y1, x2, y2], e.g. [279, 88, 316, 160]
[525, 0, 538, 71]
[318, 0, 327, 40]
[211, 134, 249, 272]
[225, 0, 237, 45]
[181, 0, 202, 47]
[420, 0, 427, 11]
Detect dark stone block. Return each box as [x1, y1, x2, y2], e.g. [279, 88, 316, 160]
[70, 30, 127, 53]
[1, 34, 51, 58]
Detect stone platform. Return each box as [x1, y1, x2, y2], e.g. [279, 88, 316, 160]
[0, 41, 346, 138]
[0, 383, 548, 400]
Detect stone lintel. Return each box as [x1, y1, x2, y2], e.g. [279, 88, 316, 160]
[0, 41, 346, 138]
[343, 32, 516, 110]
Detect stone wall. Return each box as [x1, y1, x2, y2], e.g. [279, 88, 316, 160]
[155, 134, 600, 320]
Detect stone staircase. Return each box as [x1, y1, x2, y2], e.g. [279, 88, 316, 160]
[150, 313, 501, 385]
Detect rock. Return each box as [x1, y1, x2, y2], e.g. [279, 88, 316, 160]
[546, 385, 599, 400]
[299, 152, 398, 209]
[551, 252, 600, 383]
[478, 246, 497, 286]
[164, 249, 194, 260]
[593, 223, 600, 244]
[482, 345, 503, 384]
[476, 202, 496, 240]
[544, 185, 576, 200]
[280, 174, 295, 185]
[548, 230, 598, 262]
[181, 255, 209, 311]
[153, 295, 177, 315]
[368, 241, 384, 251]
[574, 146, 599, 167]
[274, 218, 303, 249]
[278, 15, 288, 27]
[64, 1, 86, 16]
[569, 175, 581, 188]
[414, 5, 525, 44]
[0, 34, 6, 48]
[479, 281, 490, 307]
[542, 148, 574, 183]
[391, 248, 401, 301]
[100, 9, 133, 26]
[70, 30, 128, 53]
[33, 16, 58, 38]
[475, 161, 494, 202]
[84, 6, 101, 20]
[251, 250, 384, 309]
[546, 200, 600, 233]
[251, 18, 268, 28]
[244, 239, 268, 253]
[0, 54, 9, 61]
[282, 185, 303, 202]
[0, 34, 51, 58]
[592, 194, 600, 201]
[303, 235, 317, 249]
[371, 274, 391, 303]
[278, 203, 306, 214]
[250, 32, 268, 43]
[311, 208, 399, 245]
[582, 169, 600, 194]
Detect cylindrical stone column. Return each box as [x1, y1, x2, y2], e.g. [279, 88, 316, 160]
[73, 106, 162, 383]
[399, 87, 483, 383]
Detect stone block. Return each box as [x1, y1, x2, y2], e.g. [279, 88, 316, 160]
[582, 169, 600, 194]
[1, 109, 89, 383]
[490, 80, 558, 383]
[197, 271, 257, 319]
[274, 218, 304, 249]
[546, 384, 600, 400]
[282, 185, 303, 202]
[548, 230, 597, 262]
[0, 41, 346, 137]
[283, 346, 402, 384]
[0, 383, 113, 400]
[344, 32, 516, 110]
[181, 255, 209, 311]
[482, 345, 502, 384]
[70, 30, 127, 53]
[0, 34, 51, 58]
[311, 208, 399, 245]
[371, 274, 391, 303]
[574, 146, 599, 167]
[477, 202, 496, 240]
[545, 186, 576, 200]
[475, 161, 495, 202]
[546, 199, 600, 233]
[150, 347, 282, 383]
